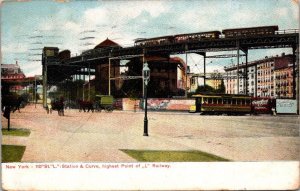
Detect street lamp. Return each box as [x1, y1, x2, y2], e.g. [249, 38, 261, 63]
[143, 62, 150, 136]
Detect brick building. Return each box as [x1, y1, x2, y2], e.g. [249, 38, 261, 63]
[1, 61, 26, 91]
[274, 55, 294, 98]
[224, 53, 294, 98]
[123, 55, 187, 97]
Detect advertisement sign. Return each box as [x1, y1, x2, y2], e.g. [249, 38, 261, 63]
[276, 99, 297, 114]
[251, 98, 272, 114]
[252, 97, 275, 114]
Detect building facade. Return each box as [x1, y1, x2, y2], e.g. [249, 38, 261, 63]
[93, 38, 121, 95]
[1, 62, 26, 91]
[224, 53, 294, 98]
[123, 55, 187, 97]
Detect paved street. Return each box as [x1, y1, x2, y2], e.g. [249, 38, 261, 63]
[1, 104, 299, 162]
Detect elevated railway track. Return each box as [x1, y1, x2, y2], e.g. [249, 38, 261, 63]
[42, 27, 299, 113]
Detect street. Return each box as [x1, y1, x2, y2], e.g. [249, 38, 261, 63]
[2, 104, 299, 162]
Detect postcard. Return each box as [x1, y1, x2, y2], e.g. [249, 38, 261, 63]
[1, 0, 299, 190]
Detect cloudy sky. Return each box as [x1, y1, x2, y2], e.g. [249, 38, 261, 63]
[1, 0, 299, 76]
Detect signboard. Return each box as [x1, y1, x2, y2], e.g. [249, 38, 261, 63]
[251, 98, 274, 114]
[276, 99, 297, 114]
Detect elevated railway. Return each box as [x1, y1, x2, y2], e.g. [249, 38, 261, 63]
[42, 27, 299, 113]
[44, 32, 299, 83]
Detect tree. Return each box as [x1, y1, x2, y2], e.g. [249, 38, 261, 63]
[195, 85, 215, 94]
[215, 79, 225, 94]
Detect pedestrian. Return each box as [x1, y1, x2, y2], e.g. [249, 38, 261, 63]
[47, 98, 52, 114]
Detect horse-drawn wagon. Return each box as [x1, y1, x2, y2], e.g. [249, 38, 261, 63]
[94, 95, 114, 112]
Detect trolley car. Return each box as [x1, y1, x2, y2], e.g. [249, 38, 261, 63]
[189, 94, 252, 115]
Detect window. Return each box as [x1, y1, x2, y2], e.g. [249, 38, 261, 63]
[217, 98, 222, 104]
[241, 99, 245, 105]
[246, 99, 251, 105]
[232, 99, 237, 105]
[212, 98, 218, 104]
[197, 98, 201, 105]
[223, 99, 228, 104]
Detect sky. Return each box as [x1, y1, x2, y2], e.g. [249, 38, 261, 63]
[1, 0, 299, 76]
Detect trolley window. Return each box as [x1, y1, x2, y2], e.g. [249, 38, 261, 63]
[223, 99, 228, 104]
[212, 98, 218, 104]
[232, 99, 237, 105]
[196, 98, 201, 105]
[217, 98, 222, 104]
[246, 99, 251, 105]
[241, 99, 245, 105]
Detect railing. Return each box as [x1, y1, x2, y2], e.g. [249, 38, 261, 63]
[275, 29, 299, 34]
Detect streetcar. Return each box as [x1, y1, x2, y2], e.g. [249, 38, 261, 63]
[189, 94, 252, 115]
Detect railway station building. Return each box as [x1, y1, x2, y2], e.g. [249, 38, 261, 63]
[121, 55, 187, 97]
[69, 38, 189, 98]
[93, 38, 121, 95]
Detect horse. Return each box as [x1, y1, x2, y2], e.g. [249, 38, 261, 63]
[51, 97, 64, 116]
[1, 94, 25, 113]
[77, 99, 94, 112]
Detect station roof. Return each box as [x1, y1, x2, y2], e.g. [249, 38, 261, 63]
[94, 38, 121, 49]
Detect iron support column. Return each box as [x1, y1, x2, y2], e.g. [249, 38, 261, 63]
[203, 52, 206, 86]
[43, 57, 47, 108]
[185, 44, 188, 97]
[34, 76, 37, 108]
[108, 57, 111, 96]
[245, 49, 248, 95]
[185, 52, 188, 97]
[88, 62, 91, 101]
[237, 41, 240, 94]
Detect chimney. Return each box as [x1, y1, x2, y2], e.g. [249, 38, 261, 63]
[16, 60, 18, 65]
[281, 52, 285, 57]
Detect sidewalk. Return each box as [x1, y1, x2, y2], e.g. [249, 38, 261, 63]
[1, 104, 299, 162]
[2, 136, 28, 146]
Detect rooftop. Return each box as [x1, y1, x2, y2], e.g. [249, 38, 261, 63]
[94, 38, 121, 49]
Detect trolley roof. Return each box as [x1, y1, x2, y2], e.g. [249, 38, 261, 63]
[192, 93, 251, 99]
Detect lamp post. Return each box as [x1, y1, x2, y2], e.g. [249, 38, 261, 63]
[143, 62, 150, 136]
